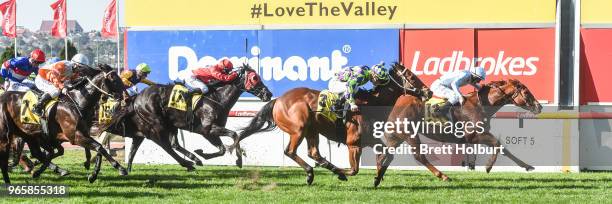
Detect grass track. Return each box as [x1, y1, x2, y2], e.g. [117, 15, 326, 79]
[1, 150, 611, 203]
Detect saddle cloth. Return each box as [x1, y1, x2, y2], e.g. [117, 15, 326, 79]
[168, 84, 203, 111]
[316, 90, 340, 122]
[20, 91, 57, 125]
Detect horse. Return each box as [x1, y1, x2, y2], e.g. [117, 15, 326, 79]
[231, 62, 429, 185]
[0, 64, 127, 184]
[373, 79, 543, 187]
[92, 64, 272, 173]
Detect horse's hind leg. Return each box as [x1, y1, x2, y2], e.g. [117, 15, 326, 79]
[1, 134, 11, 184]
[170, 131, 203, 166]
[469, 132, 511, 173]
[374, 134, 402, 187]
[9, 137, 24, 168]
[305, 126, 347, 181]
[150, 134, 195, 171]
[76, 136, 128, 180]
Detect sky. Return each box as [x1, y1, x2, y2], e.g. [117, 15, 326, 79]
[15, 0, 125, 32]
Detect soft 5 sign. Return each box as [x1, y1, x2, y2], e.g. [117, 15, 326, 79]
[126, 29, 398, 97]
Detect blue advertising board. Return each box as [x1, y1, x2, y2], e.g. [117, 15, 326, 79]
[126, 29, 399, 97]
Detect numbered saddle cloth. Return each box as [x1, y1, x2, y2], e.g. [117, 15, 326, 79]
[20, 91, 58, 125]
[316, 90, 340, 122]
[98, 98, 119, 124]
[168, 84, 189, 111]
[167, 84, 204, 111]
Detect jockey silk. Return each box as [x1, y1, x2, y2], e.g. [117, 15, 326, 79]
[1, 57, 38, 82]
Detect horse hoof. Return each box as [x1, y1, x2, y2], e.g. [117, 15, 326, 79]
[486, 166, 492, 173]
[337, 174, 348, 181]
[119, 168, 128, 176]
[59, 171, 70, 177]
[32, 171, 42, 179]
[195, 160, 203, 166]
[441, 176, 451, 182]
[236, 159, 243, 168]
[373, 177, 381, 188]
[306, 174, 314, 185]
[194, 149, 204, 155]
[83, 162, 90, 170]
[186, 166, 196, 172]
[526, 166, 535, 171]
[88, 175, 98, 183]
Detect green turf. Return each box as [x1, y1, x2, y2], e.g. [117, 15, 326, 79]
[1, 150, 611, 203]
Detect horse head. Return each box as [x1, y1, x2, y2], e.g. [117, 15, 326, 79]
[233, 64, 272, 102]
[485, 79, 542, 114]
[85, 64, 126, 101]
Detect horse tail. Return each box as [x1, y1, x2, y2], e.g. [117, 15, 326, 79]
[229, 99, 277, 151]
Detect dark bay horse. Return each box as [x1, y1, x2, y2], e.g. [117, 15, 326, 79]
[0, 65, 127, 184]
[232, 63, 429, 185]
[373, 79, 543, 187]
[93, 65, 272, 173]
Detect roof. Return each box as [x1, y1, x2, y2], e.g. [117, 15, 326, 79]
[39, 20, 84, 33]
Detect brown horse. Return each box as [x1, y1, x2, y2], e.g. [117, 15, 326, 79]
[0, 65, 127, 184]
[373, 79, 543, 187]
[232, 63, 430, 184]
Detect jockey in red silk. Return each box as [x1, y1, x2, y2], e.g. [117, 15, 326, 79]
[179, 59, 238, 94]
[1, 49, 46, 92]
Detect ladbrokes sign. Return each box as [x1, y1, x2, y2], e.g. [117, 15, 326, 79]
[401, 28, 555, 102]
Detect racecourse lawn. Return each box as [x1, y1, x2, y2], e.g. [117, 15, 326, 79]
[1, 150, 611, 203]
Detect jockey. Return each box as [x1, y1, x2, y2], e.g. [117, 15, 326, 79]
[32, 54, 90, 115]
[430, 67, 486, 114]
[179, 58, 237, 94]
[0, 49, 46, 92]
[120, 63, 155, 97]
[328, 62, 390, 113]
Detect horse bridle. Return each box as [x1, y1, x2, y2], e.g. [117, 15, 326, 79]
[389, 66, 417, 93]
[489, 82, 525, 105]
[85, 71, 119, 100]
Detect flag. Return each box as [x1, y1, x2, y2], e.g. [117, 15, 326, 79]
[50, 0, 67, 38]
[101, 0, 117, 38]
[0, 0, 16, 38]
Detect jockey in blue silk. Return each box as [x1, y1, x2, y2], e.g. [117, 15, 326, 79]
[328, 62, 390, 112]
[430, 67, 487, 114]
[0, 49, 46, 92]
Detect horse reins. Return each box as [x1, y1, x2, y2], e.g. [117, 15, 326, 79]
[85, 72, 116, 99]
[389, 67, 417, 93]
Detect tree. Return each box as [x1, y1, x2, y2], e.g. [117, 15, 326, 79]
[59, 40, 78, 60]
[0, 43, 19, 64]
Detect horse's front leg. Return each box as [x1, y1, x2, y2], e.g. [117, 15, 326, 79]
[345, 120, 362, 176]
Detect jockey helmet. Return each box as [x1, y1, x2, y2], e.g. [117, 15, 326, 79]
[136, 63, 152, 73]
[370, 62, 389, 82]
[30, 49, 46, 63]
[71, 54, 90, 66]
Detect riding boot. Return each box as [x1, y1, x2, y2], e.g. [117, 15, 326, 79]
[34, 93, 52, 116]
[433, 101, 452, 117]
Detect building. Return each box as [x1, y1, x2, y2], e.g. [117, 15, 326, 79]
[38, 20, 84, 34]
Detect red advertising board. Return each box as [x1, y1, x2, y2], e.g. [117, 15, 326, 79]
[580, 28, 612, 105]
[401, 28, 555, 102]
